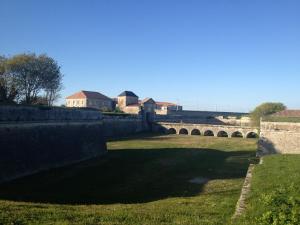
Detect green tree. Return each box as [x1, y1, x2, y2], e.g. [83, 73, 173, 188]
[0, 56, 19, 103]
[250, 102, 286, 126]
[6, 53, 63, 105]
[39, 55, 63, 106]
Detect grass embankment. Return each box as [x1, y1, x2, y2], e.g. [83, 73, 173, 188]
[236, 155, 300, 225]
[262, 116, 300, 123]
[0, 135, 257, 225]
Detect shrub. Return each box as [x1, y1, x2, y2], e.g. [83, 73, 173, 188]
[256, 185, 300, 225]
[250, 102, 286, 127]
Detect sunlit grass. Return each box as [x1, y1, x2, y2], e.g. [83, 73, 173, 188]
[235, 154, 300, 225]
[0, 134, 257, 225]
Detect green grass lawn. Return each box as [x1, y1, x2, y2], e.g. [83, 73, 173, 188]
[235, 154, 300, 225]
[0, 134, 258, 225]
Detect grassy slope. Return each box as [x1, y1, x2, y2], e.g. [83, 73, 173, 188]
[235, 155, 300, 225]
[0, 135, 257, 225]
[263, 116, 300, 123]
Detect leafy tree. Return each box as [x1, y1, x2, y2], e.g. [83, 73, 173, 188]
[250, 102, 286, 126]
[32, 96, 48, 105]
[0, 56, 19, 103]
[39, 55, 63, 106]
[6, 53, 63, 105]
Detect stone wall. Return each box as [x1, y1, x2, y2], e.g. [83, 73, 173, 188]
[216, 116, 251, 127]
[0, 105, 102, 122]
[258, 121, 300, 155]
[102, 114, 150, 139]
[167, 110, 247, 118]
[0, 121, 107, 183]
[154, 122, 259, 138]
[154, 114, 251, 126]
[0, 105, 107, 183]
[0, 105, 155, 183]
[154, 114, 221, 124]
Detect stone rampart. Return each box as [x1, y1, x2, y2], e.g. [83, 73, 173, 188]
[0, 105, 102, 122]
[258, 121, 300, 155]
[0, 105, 107, 183]
[102, 114, 150, 139]
[167, 110, 247, 118]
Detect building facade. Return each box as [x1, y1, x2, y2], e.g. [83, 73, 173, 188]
[65, 90, 182, 115]
[155, 102, 183, 115]
[117, 91, 163, 114]
[141, 98, 156, 113]
[117, 91, 141, 114]
[66, 90, 113, 111]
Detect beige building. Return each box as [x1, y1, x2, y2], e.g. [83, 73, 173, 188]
[66, 89, 182, 115]
[66, 90, 113, 111]
[117, 91, 157, 114]
[141, 98, 156, 113]
[117, 91, 140, 114]
[155, 102, 183, 115]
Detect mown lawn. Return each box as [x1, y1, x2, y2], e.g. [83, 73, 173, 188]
[0, 135, 257, 225]
[235, 155, 300, 225]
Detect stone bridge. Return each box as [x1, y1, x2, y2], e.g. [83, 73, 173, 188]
[154, 122, 259, 138]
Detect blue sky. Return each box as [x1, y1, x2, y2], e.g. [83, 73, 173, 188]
[0, 0, 299, 112]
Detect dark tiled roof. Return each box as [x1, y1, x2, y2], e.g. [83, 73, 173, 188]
[141, 98, 156, 104]
[118, 91, 138, 97]
[66, 91, 112, 100]
[273, 110, 300, 117]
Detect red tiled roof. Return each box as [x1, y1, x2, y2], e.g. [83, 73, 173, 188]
[156, 101, 177, 107]
[66, 91, 112, 100]
[273, 110, 300, 117]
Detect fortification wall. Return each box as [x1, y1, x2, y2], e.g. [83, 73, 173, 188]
[258, 121, 300, 155]
[167, 110, 247, 118]
[0, 105, 102, 122]
[0, 105, 107, 183]
[155, 113, 250, 126]
[102, 114, 150, 138]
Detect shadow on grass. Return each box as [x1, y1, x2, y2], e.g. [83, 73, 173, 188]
[0, 148, 256, 205]
[105, 132, 165, 142]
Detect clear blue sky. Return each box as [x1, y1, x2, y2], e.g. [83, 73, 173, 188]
[1, 0, 299, 112]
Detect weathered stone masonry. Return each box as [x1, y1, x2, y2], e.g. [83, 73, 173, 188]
[259, 121, 300, 155]
[0, 106, 152, 183]
[102, 114, 150, 139]
[154, 122, 259, 138]
[0, 106, 107, 183]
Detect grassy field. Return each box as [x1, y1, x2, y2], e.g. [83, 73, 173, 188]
[0, 134, 258, 225]
[236, 155, 300, 225]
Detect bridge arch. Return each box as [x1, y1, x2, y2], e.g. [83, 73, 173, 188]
[168, 128, 177, 134]
[217, 130, 229, 138]
[231, 131, 244, 138]
[246, 132, 258, 138]
[191, 129, 201, 135]
[179, 128, 188, 135]
[204, 130, 214, 136]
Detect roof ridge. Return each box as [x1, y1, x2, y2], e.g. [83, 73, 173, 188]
[66, 90, 112, 100]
